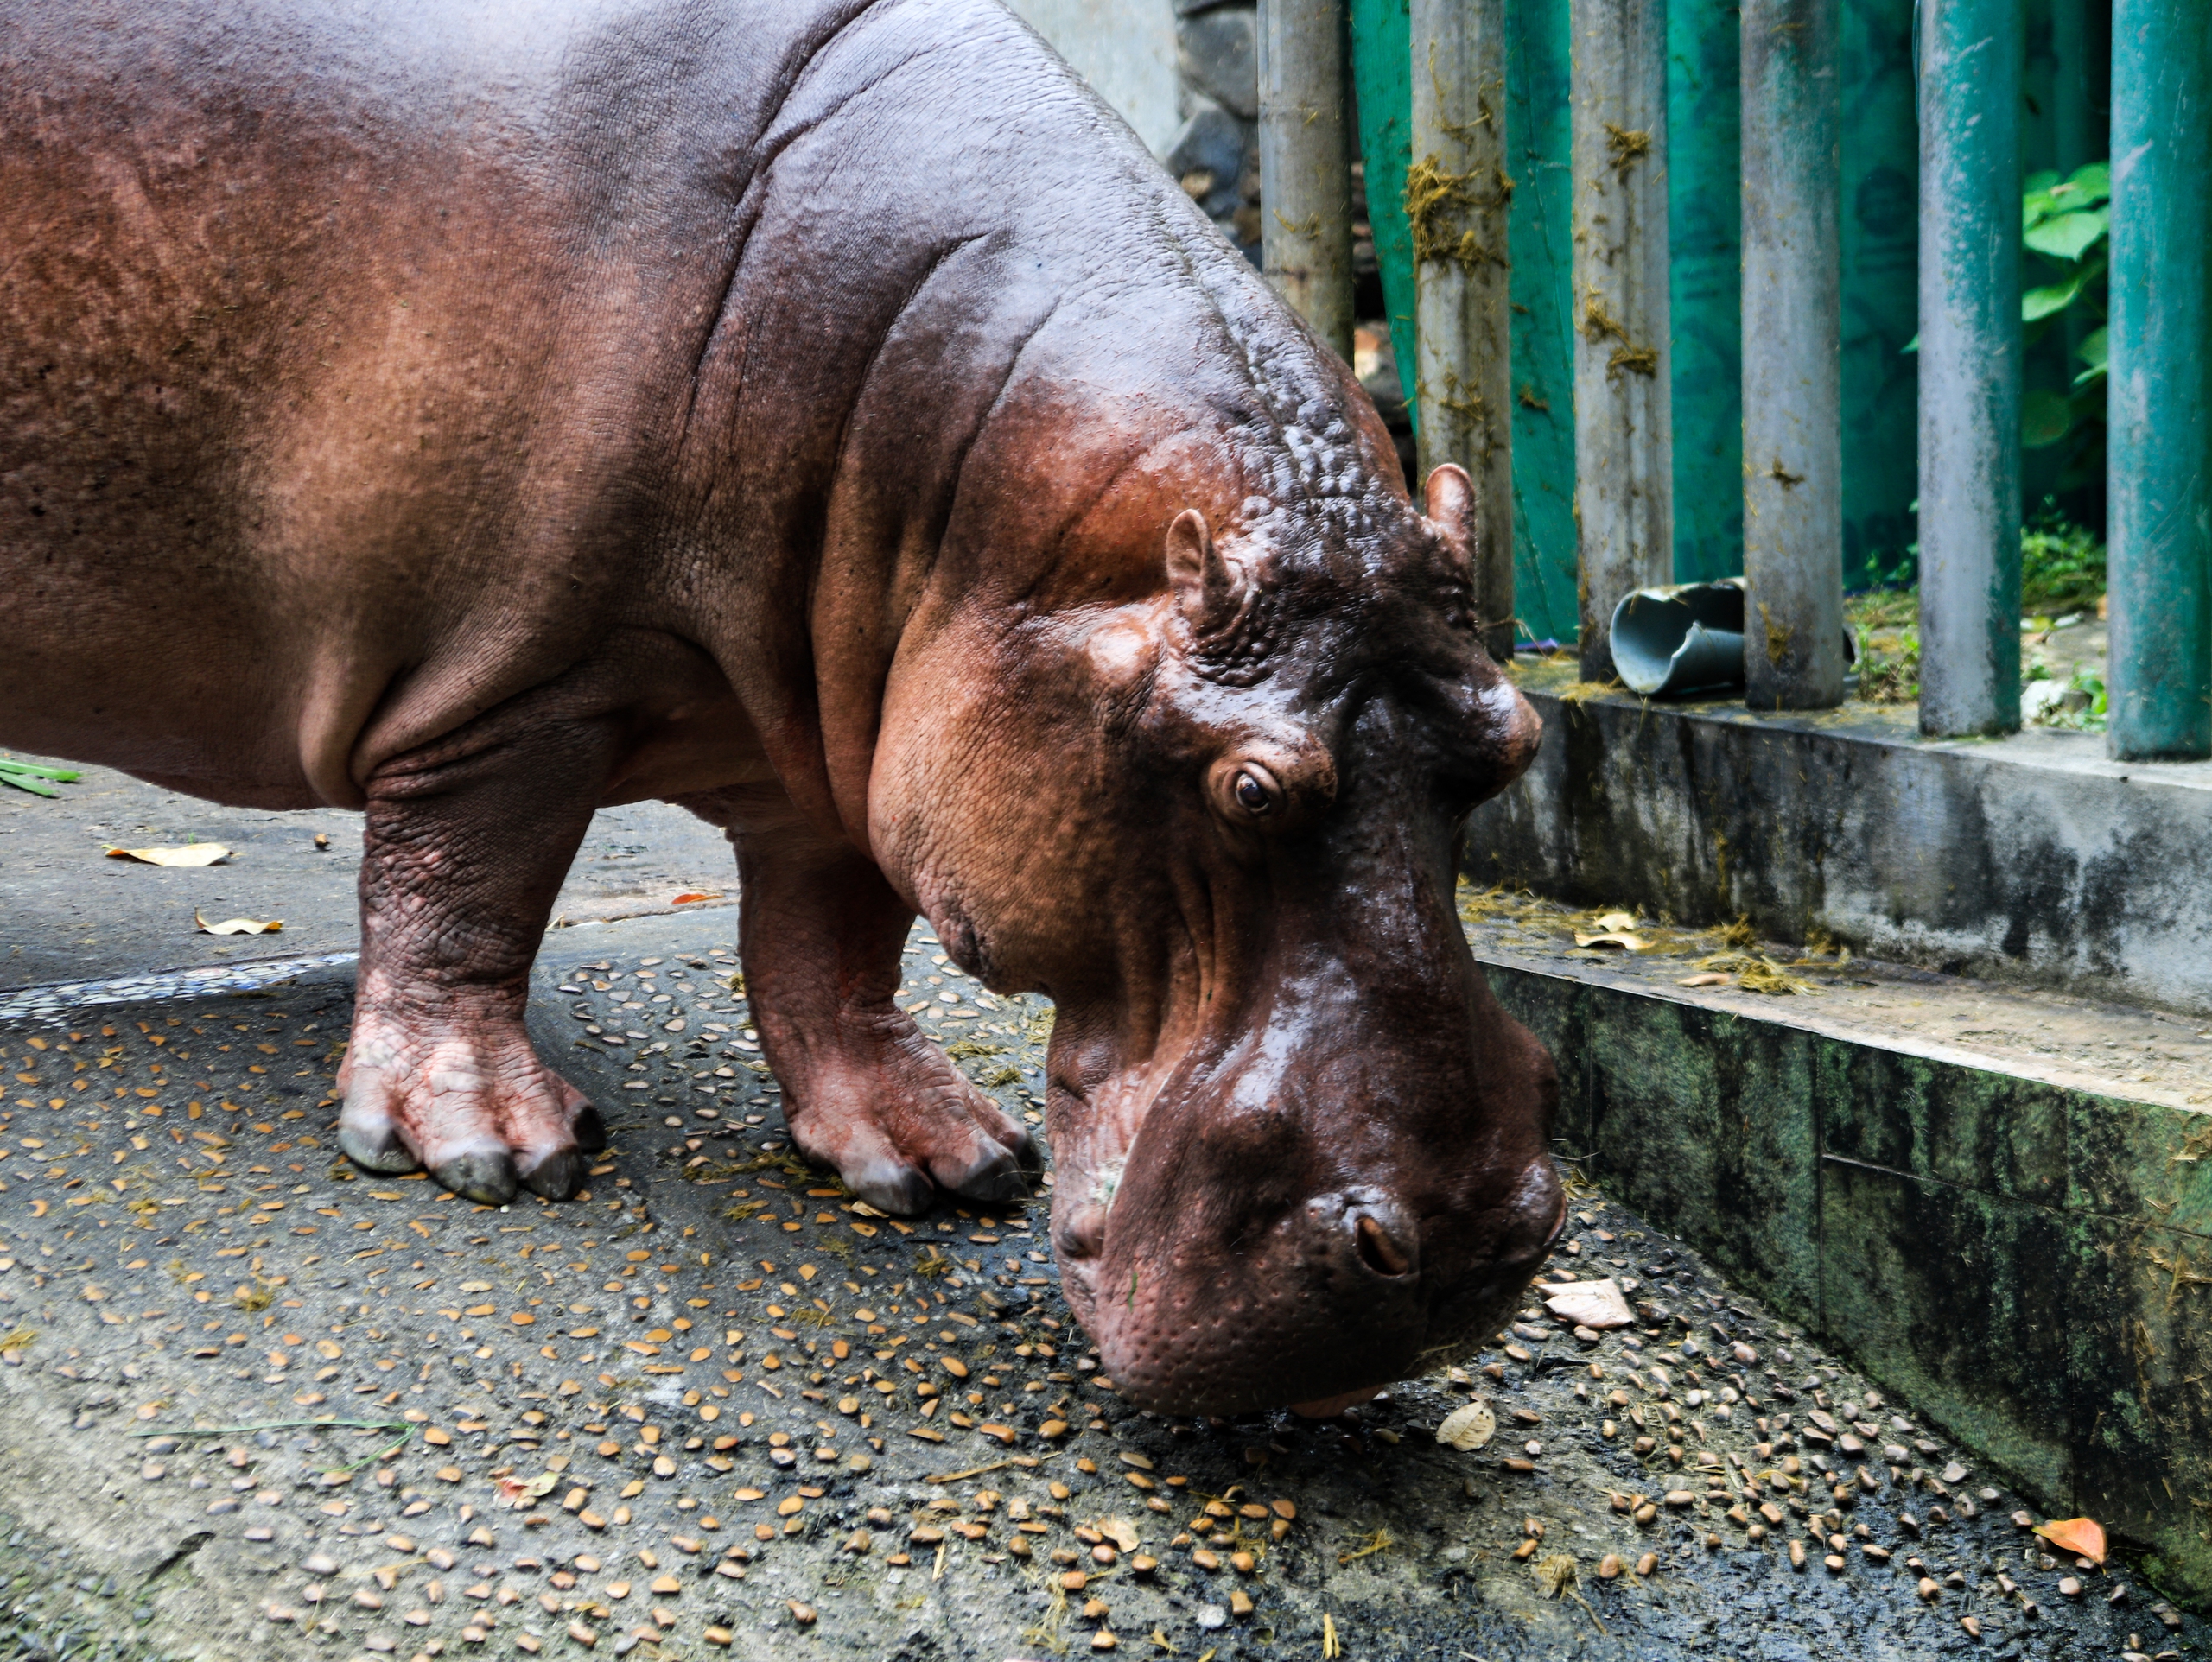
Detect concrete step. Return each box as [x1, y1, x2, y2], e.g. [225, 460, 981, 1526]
[1462, 886, 2212, 1604]
[1471, 659, 2212, 1018]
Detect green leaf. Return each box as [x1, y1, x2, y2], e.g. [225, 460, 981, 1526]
[2024, 208, 2108, 263]
[2024, 169, 2062, 195]
[2065, 160, 2111, 205]
[2023, 390, 2074, 449]
[0, 771, 61, 798]
[0, 756, 80, 782]
[2075, 325, 2108, 372]
[2024, 263, 2097, 322]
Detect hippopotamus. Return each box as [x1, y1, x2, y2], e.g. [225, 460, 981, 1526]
[0, 0, 1561, 1412]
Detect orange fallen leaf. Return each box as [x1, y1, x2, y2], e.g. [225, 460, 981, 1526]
[2032, 1516, 2106, 1564]
[671, 891, 725, 905]
[1677, 973, 1733, 987]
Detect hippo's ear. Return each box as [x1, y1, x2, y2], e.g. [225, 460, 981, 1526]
[1165, 508, 1243, 635]
[1421, 464, 1477, 570]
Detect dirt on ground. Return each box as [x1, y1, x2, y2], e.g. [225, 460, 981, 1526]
[1, 902, 2202, 1662]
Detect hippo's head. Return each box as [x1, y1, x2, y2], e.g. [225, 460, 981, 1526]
[865, 421, 1562, 1414]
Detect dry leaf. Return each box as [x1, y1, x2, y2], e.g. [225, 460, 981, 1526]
[1542, 1278, 1636, 1329]
[1677, 973, 1733, 988]
[496, 1471, 562, 1509]
[1094, 1517, 1141, 1552]
[1591, 911, 1638, 932]
[2032, 1516, 2106, 1564]
[194, 910, 282, 936]
[107, 844, 231, 867]
[671, 891, 724, 904]
[1574, 931, 1651, 952]
[1435, 1399, 1497, 1450]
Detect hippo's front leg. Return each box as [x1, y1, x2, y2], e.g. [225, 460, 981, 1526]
[734, 822, 1036, 1215]
[336, 716, 615, 1204]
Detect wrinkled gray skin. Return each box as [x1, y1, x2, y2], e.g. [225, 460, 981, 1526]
[0, 0, 1561, 1413]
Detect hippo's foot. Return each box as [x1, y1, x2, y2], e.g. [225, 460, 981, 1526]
[337, 1010, 607, 1206]
[777, 1013, 1038, 1216]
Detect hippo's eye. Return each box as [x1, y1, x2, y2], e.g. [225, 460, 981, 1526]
[1233, 770, 1275, 815]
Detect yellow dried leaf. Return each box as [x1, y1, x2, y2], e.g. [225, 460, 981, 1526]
[1435, 1400, 1496, 1450]
[194, 910, 283, 936]
[108, 844, 231, 866]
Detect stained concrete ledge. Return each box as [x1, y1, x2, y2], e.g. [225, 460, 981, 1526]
[1469, 660, 2212, 1018]
[1465, 917, 2212, 1606]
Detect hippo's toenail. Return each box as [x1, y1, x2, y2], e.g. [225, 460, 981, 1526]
[851, 1163, 933, 1218]
[518, 1148, 581, 1201]
[1354, 1212, 1414, 1277]
[572, 1103, 608, 1153]
[337, 1120, 417, 1175]
[433, 1151, 518, 1207]
[950, 1150, 1031, 1204]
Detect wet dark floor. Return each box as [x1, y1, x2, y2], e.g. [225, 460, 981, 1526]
[0, 910, 2201, 1661]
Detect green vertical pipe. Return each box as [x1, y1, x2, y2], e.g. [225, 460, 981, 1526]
[1916, 0, 2022, 738]
[1667, 0, 1743, 585]
[1840, 0, 1918, 590]
[1410, 0, 1515, 663]
[1258, 0, 1357, 358]
[1741, 0, 1844, 710]
[1504, 0, 1580, 642]
[1347, 0, 1419, 381]
[1571, 0, 1673, 683]
[2107, 0, 2212, 760]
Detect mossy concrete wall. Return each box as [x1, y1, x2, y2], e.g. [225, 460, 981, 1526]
[1469, 664, 2212, 1017]
[1482, 955, 2212, 1605]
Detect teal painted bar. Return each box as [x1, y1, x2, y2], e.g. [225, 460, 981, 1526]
[1346, 0, 1419, 386]
[1667, 0, 1742, 585]
[2107, 0, 2212, 760]
[1840, 0, 1918, 590]
[1916, 0, 2023, 739]
[1354, 0, 1579, 643]
[1503, 0, 1579, 642]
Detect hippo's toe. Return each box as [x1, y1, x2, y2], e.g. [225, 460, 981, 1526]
[433, 1148, 519, 1206]
[942, 1144, 1032, 1205]
[848, 1156, 934, 1217]
[518, 1146, 583, 1201]
[572, 1102, 609, 1154]
[338, 1116, 419, 1176]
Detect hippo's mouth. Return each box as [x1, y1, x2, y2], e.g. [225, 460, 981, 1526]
[1043, 1094, 1567, 1416]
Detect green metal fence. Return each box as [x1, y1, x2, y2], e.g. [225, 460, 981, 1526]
[1258, 0, 2204, 758]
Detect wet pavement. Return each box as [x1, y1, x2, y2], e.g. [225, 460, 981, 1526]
[1, 908, 2206, 1662]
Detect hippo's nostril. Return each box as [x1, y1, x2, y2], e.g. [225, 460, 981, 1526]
[1353, 1212, 1413, 1277]
[1054, 1202, 1108, 1260]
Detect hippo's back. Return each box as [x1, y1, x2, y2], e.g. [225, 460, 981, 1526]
[0, 0, 1215, 802]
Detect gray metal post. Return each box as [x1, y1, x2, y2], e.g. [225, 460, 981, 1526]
[1740, 0, 1843, 709]
[1410, 0, 1514, 663]
[1258, 0, 1355, 360]
[2107, 0, 2212, 760]
[1571, 0, 1672, 682]
[1916, 0, 2022, 738]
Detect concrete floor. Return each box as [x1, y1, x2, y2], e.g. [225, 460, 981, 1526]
[0, 775, 2204, 1661]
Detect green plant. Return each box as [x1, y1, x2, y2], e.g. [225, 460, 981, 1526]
[0, 755, 79, 797]
[2019, 499, 2107, 615]
[2020, 162, 2110, 471]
